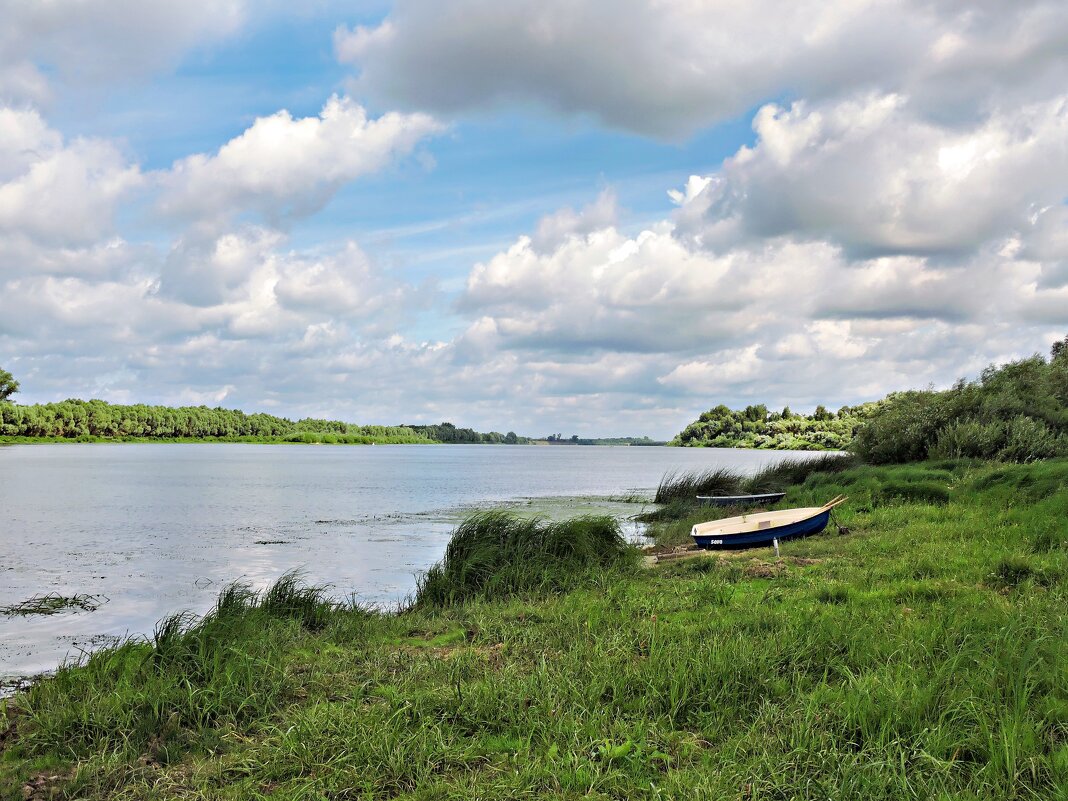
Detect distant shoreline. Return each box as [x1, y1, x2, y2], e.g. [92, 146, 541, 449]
[0, 436, 507, 446]
[0, 437, 670, 446]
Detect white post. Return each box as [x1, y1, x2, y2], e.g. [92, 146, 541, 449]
[773, 537, 780, 558]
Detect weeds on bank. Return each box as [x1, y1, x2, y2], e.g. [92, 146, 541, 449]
[4, 571, 339, 770]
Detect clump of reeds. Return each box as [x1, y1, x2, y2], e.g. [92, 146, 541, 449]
[742, 453, 858, 494]
[414, 512, 636, 607]
[654, 467, 745, 504]
[652, 454, 858, 507]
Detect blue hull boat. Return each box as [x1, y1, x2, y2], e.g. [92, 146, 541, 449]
[696, 491, 785, 508]
[691, 496, 846, 551]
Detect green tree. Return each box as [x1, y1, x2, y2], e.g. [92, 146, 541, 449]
[0, 367, 18, 402]
[742, 404, 769, 422]
[1052, 334, 1068, 362]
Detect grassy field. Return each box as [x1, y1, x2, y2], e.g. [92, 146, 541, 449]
[2, 460, 1067, 799]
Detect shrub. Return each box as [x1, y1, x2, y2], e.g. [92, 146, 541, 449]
[853, 351, 1068, 465]
[997, 416, 1066, 463]
[929, 419, 1005, 460]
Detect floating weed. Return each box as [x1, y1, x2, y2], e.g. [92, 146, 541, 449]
[0, 593, 107, 616]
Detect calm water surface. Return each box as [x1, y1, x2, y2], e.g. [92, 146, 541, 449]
[1, 443, 805, 683]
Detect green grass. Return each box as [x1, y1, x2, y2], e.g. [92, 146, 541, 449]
[2, 460, 1067, 799]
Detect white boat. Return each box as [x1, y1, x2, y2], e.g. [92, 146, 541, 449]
[691, 496, 847, 550]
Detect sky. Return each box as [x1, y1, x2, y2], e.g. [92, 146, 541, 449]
[1, 1, 1067, 440]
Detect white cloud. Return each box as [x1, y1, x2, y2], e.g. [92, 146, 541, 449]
[0, 229, 444, 413]
[275, 246, 405, 321]
[674, 93, 1068, 257]
[0, 235, 150, 282]
[0, 0, 246, 102]
[158, 95, 442, 224]
[658, 346, 764, 393]
[158, 227, 284, 308]
[460, 214, 850, 355]
[0, 108, 142, 247]
[531, 189, 617, 254]
[337, 0, 1068, 138]
[448, 168, 1065, 431]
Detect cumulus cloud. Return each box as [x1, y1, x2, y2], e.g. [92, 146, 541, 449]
[460, 222, 838, 354]
[273, 242, 416, 324]
[337, 0, 1068, 138]
[0, 75, 454, 427]
[451, 157, 1065, 428]
[674, 93, 1068, 258]
[158, 227, 285, 308]
[0, 235, 152, 283]
[0, 0, 246, 102]
[158, 95, 442, 224]
[0, 229, 436, 401]
[0, 108, 142, 247]
[530, 189, 618, 254]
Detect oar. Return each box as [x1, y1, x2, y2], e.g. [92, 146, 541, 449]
[820, 495, 848, 511]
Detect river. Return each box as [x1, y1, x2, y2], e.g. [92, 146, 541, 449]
[1, 443, 807, 685]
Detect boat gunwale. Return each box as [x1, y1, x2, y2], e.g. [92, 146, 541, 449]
[694, 491, 786, 502]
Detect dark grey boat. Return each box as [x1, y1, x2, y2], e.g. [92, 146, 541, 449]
[695, 491, 786, 507]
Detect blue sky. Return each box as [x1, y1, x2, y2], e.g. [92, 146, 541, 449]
[2, 1, 1067, 438]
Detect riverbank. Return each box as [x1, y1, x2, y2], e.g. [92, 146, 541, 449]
[0, 434, 436, 445]
[2, 459, 1066, 798]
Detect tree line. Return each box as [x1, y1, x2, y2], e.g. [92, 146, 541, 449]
[672, 402, 879, 450]
[403, 422, 528, 444]
[674, 335, 1068, 463]
[0, 385, 527, 445]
